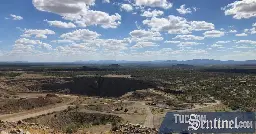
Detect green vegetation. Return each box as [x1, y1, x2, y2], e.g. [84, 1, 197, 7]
[0, 72, 22, 77]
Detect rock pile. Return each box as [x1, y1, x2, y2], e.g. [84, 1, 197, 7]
[0, 121, 57, 134]
[112, 123, 158, 134]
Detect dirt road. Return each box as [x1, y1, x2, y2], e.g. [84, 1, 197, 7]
[0, 94, 77, 122]
[142, 102, 154, 128]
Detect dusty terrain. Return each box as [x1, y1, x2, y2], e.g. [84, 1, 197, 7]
[0, 71, 226, 134]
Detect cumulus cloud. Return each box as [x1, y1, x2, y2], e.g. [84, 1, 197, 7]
[250, 27, 256, 34]
[51, 39, 75, 44]
[15, 38, 52, 51]
[173, 35, 204, 40]
[60, 29, 100, 41]
[190, 21, 215, 31]
[236, 40, 256, 45]
[164, 41, 181, 44]
[229, 30, 237, 33]
[56, 44, 97, 54]
[10, 14, 23, 20]
[21, 29, 55, 39]
[33, 0, 121, 29]
[164, 40, 203, 47]
[121, 4, 133, 12]
[131, 42, 158, 49]
[45, 20, 76, 28]
[222, 0, 256, 19]
[178, 42, 203, 47]
[211, 44, 224, 48]
[141, 10, 164, 17]
[177, 4, 193, 14]
[134, 0, 172, 9]
[236, 33, 248, 36]
[143, 15, 191, 34]
[63, 10, 121, 28]
[216, 41, 231, 44]
[143, 15, 214, 34]
[103, 0, 110, 3]
[203, 30, 225, 38]
[100, 39, 129, 51]
[32, 0, 95, 14]
[57, 29, 131, 53]
[130, 29, 163, 42]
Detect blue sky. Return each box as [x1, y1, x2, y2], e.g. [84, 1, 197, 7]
[0, 0, 256, 62]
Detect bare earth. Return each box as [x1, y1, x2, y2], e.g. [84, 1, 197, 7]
[0, 94, 77, 122]
[0, 92, 221, 132]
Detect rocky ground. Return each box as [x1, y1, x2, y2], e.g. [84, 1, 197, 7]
[0, 121, 59, 134]
[112, 123, 158, 134]
[0, 121, 158, 134]
[0, 94, 63, 114]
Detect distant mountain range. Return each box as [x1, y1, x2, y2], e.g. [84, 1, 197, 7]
[1, 59, 256, 66]
[74, 59, 256, 66]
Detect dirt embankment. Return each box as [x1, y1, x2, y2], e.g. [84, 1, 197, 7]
[0, 94, 62, 114]
[24, 111, 122, 133]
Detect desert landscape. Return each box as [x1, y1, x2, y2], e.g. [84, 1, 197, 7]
[1, 63, 254, 133]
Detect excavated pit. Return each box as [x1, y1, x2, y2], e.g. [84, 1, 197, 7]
[41, 76, 157, 97]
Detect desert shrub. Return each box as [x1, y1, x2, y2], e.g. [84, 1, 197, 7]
[65, 124, 78, 134]
[6, 72, 22, 77]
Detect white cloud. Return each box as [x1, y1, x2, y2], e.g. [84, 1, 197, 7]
[131, 42, 158, 49]
[178, 42, 203, 46]
[56, 44, 97, 54]
[253, 23, 256, 27]
[121, 4, 133, 12]
[234, 45, 254, 49]
[164, 41, 180, 44]
[236, 40, 256, 45]
[222, 0, 256, 19]
[15, 38, 41, 45]
[143, 15, 214, 34]
[244, 29, 250, 33]
[229, 30, 237, 33]
[60, 29, 100, 41]
[190, 21, 215, 31]
[216, 41, 231, 44]
[10, 14, 23, 20]
[130, 29, 163, 42]
[164, 40, 203, 46]
[173, 35, 204, 40]
[32, 0, 95, 14]
[21, 29, 55, 39]
[100, 39, 129, 51]
[64, 10, 121, 29]
[203, 30, 225, 38]
[143, 15, 190, 34]
[251, 27, 256, 34]
[45, 20, 76, 28]
[211, 44, 224, 48]
[39, 43, 52, 50]
[51, 39, 75, 44]
[177, 4, 193, 14]
[236, 33, 248, 36]
[141, 10, 163, 17]
[14, 38, 52, 51]
[55, 38, 129, 56]
[33, 0, 121, 29]
[103, 0, 110, 3]
[134, 0, 172, 9]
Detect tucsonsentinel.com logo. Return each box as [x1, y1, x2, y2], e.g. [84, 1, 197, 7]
[159, 112, 256, 133]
